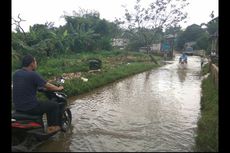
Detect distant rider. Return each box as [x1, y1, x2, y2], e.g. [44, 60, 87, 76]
[179, 53, 188, 64]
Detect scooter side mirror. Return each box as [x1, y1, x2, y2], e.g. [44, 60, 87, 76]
[60, 78, 65, 83]
[56, 77, 65, 85]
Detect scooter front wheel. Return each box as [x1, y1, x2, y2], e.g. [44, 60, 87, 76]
[61, 108, 72, 132]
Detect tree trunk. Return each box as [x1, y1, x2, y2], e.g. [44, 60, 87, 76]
[149, 54, 158, 65]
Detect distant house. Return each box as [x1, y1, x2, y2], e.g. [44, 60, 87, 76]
[112, 38, 128, 50]
[139, 43, 161, 53]
[150, 43, 161, 53]
[139, 47, 148, 53]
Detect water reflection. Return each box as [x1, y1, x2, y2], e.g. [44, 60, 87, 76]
[177, 68, 187, 83]
[36, 125, 74, 152]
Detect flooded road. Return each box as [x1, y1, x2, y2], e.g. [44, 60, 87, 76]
[36, 54, 202, 152]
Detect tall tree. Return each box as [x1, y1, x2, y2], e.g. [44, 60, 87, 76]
[63, 9, 116, 52]
[164, 25, 182, 36]
[120, 0, 188, 53]
[12, 14, 27, 38]
[176, 24, 206, 50]
[206, 17, 218, 35]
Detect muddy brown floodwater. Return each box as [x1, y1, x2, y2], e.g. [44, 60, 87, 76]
[35, 54, 202, 152]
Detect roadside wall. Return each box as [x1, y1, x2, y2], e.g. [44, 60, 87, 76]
[209, 62, 218, 89]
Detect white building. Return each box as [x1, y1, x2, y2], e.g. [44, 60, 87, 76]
[150, 43, 161, 52]
[112, 38, 128, 50]
[139, 43, 161, 53]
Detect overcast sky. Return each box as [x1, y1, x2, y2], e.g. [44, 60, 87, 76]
[12, 0, 218, 32]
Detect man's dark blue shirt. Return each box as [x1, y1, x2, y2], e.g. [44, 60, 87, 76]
[13, 69, 47, 111]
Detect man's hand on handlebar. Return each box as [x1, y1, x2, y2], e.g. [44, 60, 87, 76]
[58, 86, 64, 91]
[45, 82, 64, 91]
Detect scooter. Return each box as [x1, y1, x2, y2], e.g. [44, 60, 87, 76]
[11, 78, 72, 152]
[178, 58, 187, 69]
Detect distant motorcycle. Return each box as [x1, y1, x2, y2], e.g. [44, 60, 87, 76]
[178, 58, 187, 69]
[12, 78, 72, 152]
[179, 59, 187, 64]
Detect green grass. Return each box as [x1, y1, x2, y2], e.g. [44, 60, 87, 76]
[201, 63, 210, 76]
[34, 51, 161, 80]
[195, 67, 218, 152]
[62, 62, 159, 96]
[12, 50, 162, 98]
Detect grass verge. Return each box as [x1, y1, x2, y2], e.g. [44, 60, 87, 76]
[63, 62, 159, 96]
[20, 50, 163, 99]
[195, 63, 218, 152]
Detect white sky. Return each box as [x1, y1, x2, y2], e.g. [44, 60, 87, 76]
[12, 0, 218, 32]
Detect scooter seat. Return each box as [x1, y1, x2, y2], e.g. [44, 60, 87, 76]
[12, 111, 42, 120]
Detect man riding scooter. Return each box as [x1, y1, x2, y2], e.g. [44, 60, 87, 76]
[12, 54, 64, 134]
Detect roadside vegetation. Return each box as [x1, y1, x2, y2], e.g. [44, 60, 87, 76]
[12, 50, 162, 100]
[195, 63, 218, 152]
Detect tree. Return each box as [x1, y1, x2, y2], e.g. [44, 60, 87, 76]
[12, 14, 27, 38]
[27, 23, 60, 57]
[195, 32, 209, 50]
[12, 32, 35, 57]
[120, 0, 188, 53]
[11, 9, 120, 62]
[63, 14, 100, 52]
[165, 25, 182, 36]
[62, 9, 116, 52]
[176, 24, 206, 50]
[206, 17, 218, 35]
